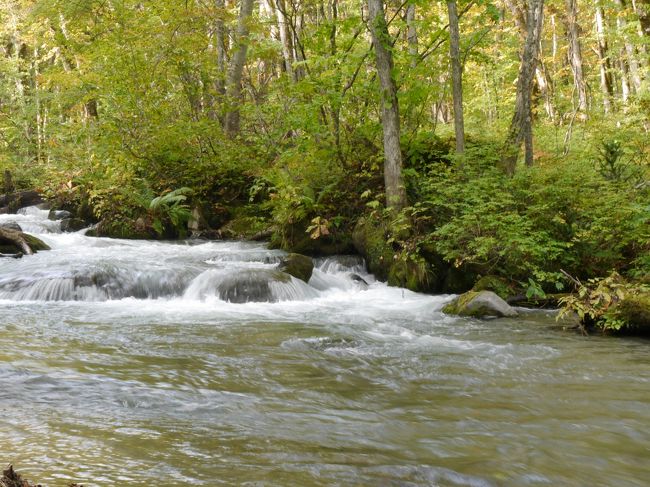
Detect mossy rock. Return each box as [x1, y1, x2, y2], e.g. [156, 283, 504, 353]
[268, 219, 354, 256]
[472, 275, 519, 301]
[351, 217, 394, 281]
[0, 231, 50, 254]
[220, 215, 269, 240]
[616, 293, 650, 334]
[278, 253, 314, 283]
[89, 219, 153, 239]
[443, 290, 518, 318]
[23, 233, 50, 252]
[387, 258, 436, 293]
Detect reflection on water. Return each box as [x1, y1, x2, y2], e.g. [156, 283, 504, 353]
[1, 209, 649, 486]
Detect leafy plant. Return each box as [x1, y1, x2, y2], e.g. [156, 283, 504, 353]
[149, 187, 193, 237]
[558, 272, 649, 333]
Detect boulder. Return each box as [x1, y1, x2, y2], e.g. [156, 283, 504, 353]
[218, 269, 292, 303]
[352, 217, 393, 281]
[60, 217, 88, 232]
[0, 222, 22, 232]
[443, 290, 518, 318]
[277, 253, 314, 283]
[352, 217, 436, 292]
[472, 275, 518, 301]
[48, 209, 72, 221]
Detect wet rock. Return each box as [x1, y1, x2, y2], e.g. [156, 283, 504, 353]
[60, 217, 88, 232]
[218, 269, 291, 303]
[0, 222, 22, 232]
[443, 290, 518, 318]
[277, 253, 313, 283]
[350, 273, 368, 286]
[352, 217, 437, 292]
[48, 209, 72, 221]
[351, 217, 393, 281]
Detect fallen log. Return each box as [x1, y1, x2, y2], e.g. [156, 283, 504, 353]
[0, 228, 50, 255]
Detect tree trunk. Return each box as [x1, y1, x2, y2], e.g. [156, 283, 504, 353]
[638, 0, 650, 38]
[367, 0, 407, 211]
[0, 228, 34, 255]
[224, 0, 256, 136]
[406, 2, 418, 68]
[595, 1, 614, 113]
[275, 0, 295, 78]
[615, 0, 642, 93]
[501, 0, 545, 174]
[215, 0, 228, 98]
[505, 0, 555, 121]
[447, 0, 465, 154]
[564, 0, 588, 114]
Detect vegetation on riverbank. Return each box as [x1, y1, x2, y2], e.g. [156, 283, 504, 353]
[0, 0, 648, 332]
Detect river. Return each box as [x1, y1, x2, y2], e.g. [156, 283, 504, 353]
[0, 207, 649, 486]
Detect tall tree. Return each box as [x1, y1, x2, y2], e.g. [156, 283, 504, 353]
[447, 0, 465, 154]
[594, 0, 614, 113]
[367, 0, 407, 210]
[224, 0, 256, 136]
[406, 2, 418, 68]
[505, 0, 555, 121]
[638, 0, 650, 38]
[564, 0, 588, 114]
[501, 0, 545, 174]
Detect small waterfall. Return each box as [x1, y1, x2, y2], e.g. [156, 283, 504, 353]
[0, 206, 375, 303]
[184, 268, 318, 303]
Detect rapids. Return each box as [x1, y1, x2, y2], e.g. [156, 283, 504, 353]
[1, 207, 649, 486]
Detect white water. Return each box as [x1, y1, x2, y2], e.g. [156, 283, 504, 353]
[1, 208, 649, 487]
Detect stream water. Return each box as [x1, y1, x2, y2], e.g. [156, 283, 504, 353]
[0, 207, 649, 486]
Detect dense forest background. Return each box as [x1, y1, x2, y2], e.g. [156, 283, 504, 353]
[0, 0, 648, 327]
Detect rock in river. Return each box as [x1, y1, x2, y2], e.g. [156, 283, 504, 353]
[443, 290, 518, 318]
[277, 253, 314, 283]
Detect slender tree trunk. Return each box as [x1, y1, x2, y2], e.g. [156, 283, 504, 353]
[637, 0, 650, 38]
[595, 1, 614, 112]
[406, 2, 418, 68]
[275, 0, 294, 78]
[367, 0, 407, 211]
[215, 0, 228, 98]
[447, 0, 465, 154]
[615, 0, 642, 92]
[501, 0, 545, 174]
[505, 0, 555, 121]
[564, 0, 588, 114]
[224, 0, 256, 136]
